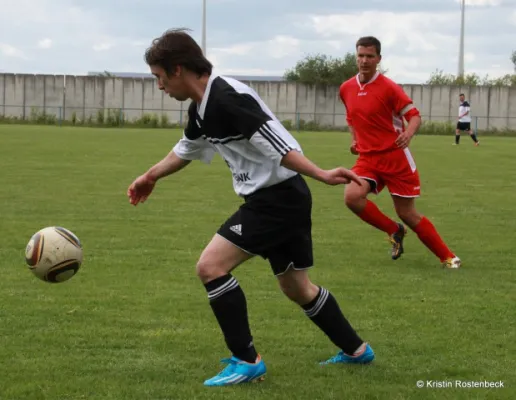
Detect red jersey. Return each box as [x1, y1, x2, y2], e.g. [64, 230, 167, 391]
[339, 72, 420, 153]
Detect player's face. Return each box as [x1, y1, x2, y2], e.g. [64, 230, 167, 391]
[356, 46, 381, 75]
[150, 65, 190, 101]
[459, 95, 465, 102]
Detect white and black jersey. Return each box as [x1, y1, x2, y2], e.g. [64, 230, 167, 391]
[458, 101, 471, 123]
[172, 74, 302, 197]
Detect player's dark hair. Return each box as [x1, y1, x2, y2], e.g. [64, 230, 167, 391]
[459, 93, 465, 96]
[144, 28, 212, 77]
[356, 36, 381, 56]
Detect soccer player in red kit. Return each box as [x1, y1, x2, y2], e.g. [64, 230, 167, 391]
[340, 36, 461, 269]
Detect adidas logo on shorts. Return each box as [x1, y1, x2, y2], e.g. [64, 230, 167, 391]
[230, 224, 242, 236]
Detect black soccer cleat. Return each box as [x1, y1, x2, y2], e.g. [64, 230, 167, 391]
[388, 223, 407, 260]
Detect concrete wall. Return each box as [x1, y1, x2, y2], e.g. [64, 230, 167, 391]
[1, 73, 515, 130]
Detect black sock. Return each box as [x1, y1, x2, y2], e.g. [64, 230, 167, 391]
[455, 134, 460, 144]
[204, 275, 258, 363]
[471, 134, 478, 143]
[302, 287, 363, 355]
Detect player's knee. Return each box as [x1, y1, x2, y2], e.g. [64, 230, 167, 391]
[344, 189, 366, 211]
[196, 256, 226, 283]
[278, 274, 318, 305]
[396, 208, 421, 227]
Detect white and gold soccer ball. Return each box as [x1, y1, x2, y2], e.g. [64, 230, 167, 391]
[25, 226, 83, 283]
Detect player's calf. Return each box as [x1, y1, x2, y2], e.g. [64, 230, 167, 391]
[277, 269, 367, 358]
[469, 131, 479, 145]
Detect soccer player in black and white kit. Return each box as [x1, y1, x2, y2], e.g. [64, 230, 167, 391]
[127, 29, 375, 387]
[455, 93, 479, 146]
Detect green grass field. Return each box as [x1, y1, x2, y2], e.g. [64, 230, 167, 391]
[1, 125, 515, 400]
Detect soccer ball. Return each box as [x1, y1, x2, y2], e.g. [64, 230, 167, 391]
[25, 226, 83, 283]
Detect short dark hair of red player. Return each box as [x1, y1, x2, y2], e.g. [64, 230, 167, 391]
[356, 36, 381, 56]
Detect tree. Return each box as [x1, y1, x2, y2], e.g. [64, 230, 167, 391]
[284, 53, 387, 86]
[490, 74, 516, 87]
[426, 69, 516, 87]
[284, 53, 358, 86]
[426, 69, 491, 86]
[426, 51, 516, 87]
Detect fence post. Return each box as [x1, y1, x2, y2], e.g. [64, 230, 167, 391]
[296, 112, 300, 132]
[119, 108, 123, 126]
[58, 106, 62, 127]
[475, 116, 478, 136]
[180, 109, 183, 126]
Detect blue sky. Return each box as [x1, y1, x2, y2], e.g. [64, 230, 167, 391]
[0, 0, 515, 83]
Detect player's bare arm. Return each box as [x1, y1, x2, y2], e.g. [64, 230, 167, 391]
[146, 151, 191, 181]
[280, 150, 361, 186]
[458, 109, 469, 120]
[127, 151, 191, 206]
[349, 126, 359, 155]
[395, 114, 421, 149]
[339, 92, 357, 154]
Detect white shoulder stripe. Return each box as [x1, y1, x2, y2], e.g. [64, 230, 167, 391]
[400, 104, 415, 116]
[258, 124, 292, 156]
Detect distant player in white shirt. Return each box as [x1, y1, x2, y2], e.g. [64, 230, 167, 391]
[127, 28, 375, 387]
[455, 93, 479, 146]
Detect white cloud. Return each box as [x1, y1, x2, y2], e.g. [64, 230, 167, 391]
[456, 0, 503, 5]
[38, 38, 52, 49]
[0, 43, 26, 58]
[465, 52, 476, 63]
[310, 11, 456, 47]
[305, 9, 514, 83]
[0, 1, 514, 82]
[212, 43, 254, 56]
[209, 35, 301, 74]
[267, 36, 300, 59]
[93, 42, 114, 51]
[213, 35, 300, 60]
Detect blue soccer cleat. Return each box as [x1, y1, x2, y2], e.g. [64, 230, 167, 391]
[320, 343, 375, 365]
[203, 355, 266, 387]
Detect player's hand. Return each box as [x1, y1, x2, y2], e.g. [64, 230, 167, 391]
[127, 173, 156, 206]
[321, 168, 362, 186]
[395, 131, 414, 149]
[350, 141, 359, 155]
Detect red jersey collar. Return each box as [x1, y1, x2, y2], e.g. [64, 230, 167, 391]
[356, 71, 380, 90]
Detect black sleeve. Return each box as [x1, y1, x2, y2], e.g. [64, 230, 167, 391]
[217, 90, 296, 159]
[217, 91, 273, 139]
[184, 100, 202, 140]
[463, 101, 470, 107]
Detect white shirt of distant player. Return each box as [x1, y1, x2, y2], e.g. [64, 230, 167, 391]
[458, 101, 471, 123]
[172, 75, 301, 197]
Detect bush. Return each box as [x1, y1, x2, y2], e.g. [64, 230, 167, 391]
[1, 108, 515, 136]
[418, 121, 455, 136]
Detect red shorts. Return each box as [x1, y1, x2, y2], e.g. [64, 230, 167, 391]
[352, 148, 421, 197]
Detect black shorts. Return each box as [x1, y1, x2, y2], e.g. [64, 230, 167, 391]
[457, 122, 471, 131]
[217, 174, 313, 276]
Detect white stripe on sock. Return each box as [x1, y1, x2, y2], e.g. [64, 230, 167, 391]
[208, 278, 239, 300]
[305, 288, 329, 318]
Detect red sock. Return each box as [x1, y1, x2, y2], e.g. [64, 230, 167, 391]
[357, 200, 399, 235]
[413, 217, 455, 262]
